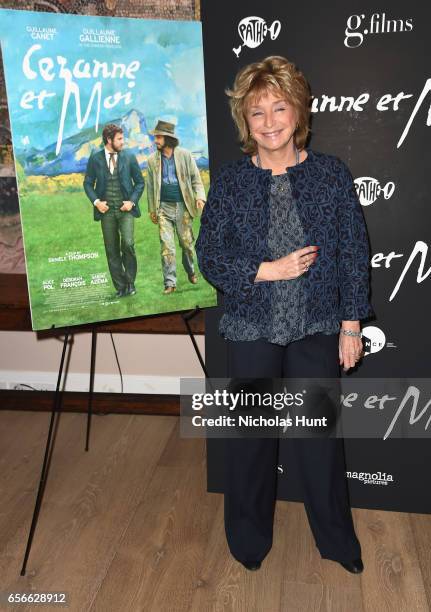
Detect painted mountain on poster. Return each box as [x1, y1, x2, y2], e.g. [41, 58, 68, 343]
[15, 109, 209, 177]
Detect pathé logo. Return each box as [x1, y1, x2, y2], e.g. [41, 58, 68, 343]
[354, 177, 395, 206]
[233, 16, 281, 58]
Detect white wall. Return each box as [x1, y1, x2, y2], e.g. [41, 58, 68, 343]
[0, 331, 205, 394]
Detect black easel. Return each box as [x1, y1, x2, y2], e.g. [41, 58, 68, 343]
[20, 329, 71, 576]
[86, 328, 97, 452]
[20, 310, 207, 575]
[181, 306, 208, 378]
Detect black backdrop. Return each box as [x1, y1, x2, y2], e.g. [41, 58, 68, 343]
[200, 0, 431, 513]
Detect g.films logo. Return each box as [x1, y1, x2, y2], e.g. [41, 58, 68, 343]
[233, 16, 281, 57]
[344, 13, 413, 48]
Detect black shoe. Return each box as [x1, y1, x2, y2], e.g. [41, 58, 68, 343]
[127, 283, 136, 295]
[241, 560, 262, 571]
[114, 288, 128, 298]
[338, 558, 364, 574]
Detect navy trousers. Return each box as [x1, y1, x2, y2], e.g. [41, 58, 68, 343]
[224, 332, 361, 564]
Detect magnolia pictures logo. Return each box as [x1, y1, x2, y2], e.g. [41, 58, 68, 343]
[278, 465, 395, 485]
[354, 177, 396, 207]
[233, 16, 281, 57]
[344, 12, 413, 48]
[346, 471, 394, 486]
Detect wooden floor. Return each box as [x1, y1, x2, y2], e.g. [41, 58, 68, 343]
[1, 410, 431, 612]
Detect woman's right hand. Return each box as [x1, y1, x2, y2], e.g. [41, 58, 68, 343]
[256, 246, 320, 282]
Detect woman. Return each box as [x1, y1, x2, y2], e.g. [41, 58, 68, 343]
[195, 56, 374, 573]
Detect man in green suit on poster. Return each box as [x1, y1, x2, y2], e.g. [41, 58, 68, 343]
[83, 124, 145, 298]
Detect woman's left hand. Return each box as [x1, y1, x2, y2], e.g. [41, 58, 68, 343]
[339, 326, 364, 371]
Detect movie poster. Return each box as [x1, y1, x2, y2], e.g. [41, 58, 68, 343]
[0, 9, 215, 330]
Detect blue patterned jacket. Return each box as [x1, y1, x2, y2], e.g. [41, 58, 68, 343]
[195, 148, 374, 327]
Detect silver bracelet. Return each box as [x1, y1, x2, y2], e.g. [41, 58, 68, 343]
[341, 329, 362, 337]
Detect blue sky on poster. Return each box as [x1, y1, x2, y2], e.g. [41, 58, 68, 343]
[0, 9, 208, 155]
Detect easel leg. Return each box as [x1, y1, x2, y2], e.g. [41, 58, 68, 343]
[85, 328, 97, 452]
[20, 330, 71, 576]
[182, 307, 209, 378]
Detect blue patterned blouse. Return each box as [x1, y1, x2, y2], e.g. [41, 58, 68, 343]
[219, 170, 340, 345]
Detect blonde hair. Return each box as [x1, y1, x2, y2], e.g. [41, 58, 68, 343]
[225, 56, 311, 155]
